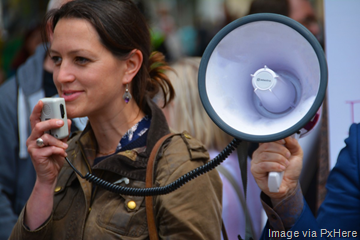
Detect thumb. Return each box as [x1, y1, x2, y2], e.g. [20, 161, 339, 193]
[284, 136, 303, 158]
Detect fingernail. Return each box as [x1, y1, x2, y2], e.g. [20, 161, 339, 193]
[280, 165, 286, 170]
[63, 143, 68, 148]
[286, 151, 291, 158]
[57, 120, 63, 126]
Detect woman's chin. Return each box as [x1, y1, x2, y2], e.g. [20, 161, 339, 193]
[66, 110, 84, 119]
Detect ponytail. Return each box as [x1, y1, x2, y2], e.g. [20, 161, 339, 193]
[147, 51, 175, 108]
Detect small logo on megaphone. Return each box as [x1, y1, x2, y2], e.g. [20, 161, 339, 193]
[257, 78, 272, 82]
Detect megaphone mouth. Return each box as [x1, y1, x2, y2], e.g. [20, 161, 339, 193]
[198, 13, 328, 142]
[253, 69, 302, 118]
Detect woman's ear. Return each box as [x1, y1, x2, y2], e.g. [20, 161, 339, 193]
[123, 49, 143, 84]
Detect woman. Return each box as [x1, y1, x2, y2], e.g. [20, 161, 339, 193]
[9, 1, 222, 239]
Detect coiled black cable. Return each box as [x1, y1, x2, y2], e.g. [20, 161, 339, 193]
[65, 138, 241, 196]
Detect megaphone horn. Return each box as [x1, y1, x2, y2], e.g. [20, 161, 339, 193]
[198, 13, 327, 192]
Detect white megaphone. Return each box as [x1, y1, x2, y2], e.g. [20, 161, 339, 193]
[198, 13, 327, 192]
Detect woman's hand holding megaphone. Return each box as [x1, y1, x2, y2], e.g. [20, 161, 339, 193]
[251, 137, 303, 205]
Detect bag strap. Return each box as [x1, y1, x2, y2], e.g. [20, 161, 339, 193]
[145, 133, 174, 240]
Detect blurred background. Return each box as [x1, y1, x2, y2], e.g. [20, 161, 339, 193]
[0, 0, 48, 83]
[0, 0, 324, 85]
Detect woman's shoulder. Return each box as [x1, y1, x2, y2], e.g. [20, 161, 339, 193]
[163, 131, 209, 162]
[154, 131, 214, 184]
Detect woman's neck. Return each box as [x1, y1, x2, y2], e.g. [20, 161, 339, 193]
[89, 101, 145, 157]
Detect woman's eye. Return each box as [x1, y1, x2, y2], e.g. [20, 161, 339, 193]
[51, 56, 62, 65]
[75, 57, 89, 65]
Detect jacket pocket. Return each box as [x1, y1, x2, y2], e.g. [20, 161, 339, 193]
[96, 180, 147, 237]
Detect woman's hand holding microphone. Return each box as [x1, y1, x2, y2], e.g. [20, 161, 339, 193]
[25, 100, 71, 230]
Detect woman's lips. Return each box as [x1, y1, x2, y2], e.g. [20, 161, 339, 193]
[61, 91, 83, 101]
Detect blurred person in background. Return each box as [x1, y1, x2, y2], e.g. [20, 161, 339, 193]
[151, 2, 182, 63]
[248, 0, 289, 16]
[0, 0, 77, 239]
[248, 0, 322, 46]
[9, 23, 43, 74]
[160, 57, 263, 240]
[288, 0, 320, 40]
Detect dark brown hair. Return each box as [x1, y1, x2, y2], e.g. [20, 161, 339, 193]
[43, 0, 175, 110]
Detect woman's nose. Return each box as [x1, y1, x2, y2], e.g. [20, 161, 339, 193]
[55, 62, 76, 83]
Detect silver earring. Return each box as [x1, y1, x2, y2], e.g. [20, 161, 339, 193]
[123, 84, 132, 104]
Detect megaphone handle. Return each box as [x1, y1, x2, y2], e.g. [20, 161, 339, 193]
[268, 171, 284, 192]
[267, 133, 299, 192]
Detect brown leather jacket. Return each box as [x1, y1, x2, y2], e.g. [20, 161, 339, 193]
[10, 100, 223, 240]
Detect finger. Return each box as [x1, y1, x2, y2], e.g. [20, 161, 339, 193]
[38, 134, 68, 149]
[32, 119, 65, 140]
[30, 100, 44, 129]
[251, 161, 286, 175]
[253, 142, 291, 161]
[29, 144, 68, 160]
[253, 150, 290, 167]
[274, 139, 286, 145]
[284, 136, 303, 157]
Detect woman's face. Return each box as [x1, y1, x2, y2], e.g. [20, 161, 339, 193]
[50, 18, 128, 119]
